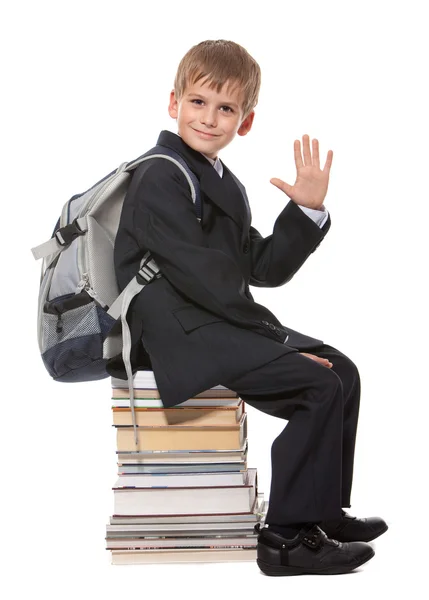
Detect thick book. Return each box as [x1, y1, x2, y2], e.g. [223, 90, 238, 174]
[116, 440, 247, 465]
[112, 467, 257, 516]
[107, 494, 265, 532]
[112, 400, 244, 427]
[109, 495, 268, 525]
[110, 547, 256, 564]
[115, 411, 247, 451]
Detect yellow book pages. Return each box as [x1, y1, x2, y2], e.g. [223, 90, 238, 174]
[112, 402, 244, 426]
[116, 413, 247, 451]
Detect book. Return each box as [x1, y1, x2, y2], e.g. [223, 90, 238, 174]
[112, 400, 244, 427]
[107, 525, 258, 538]
[118, 461, 247, 474]
[107, 494, 266, 531]
[112, 395, 239, 406]
[116, 440, 247, 464]
[112, 467, 257, 516]
[110, 547, 256, 564]
[115, 412, 247, 451]
[113, 470, 247, 489]
[109, 496, 268, 525]
[106, 535, 257, 550]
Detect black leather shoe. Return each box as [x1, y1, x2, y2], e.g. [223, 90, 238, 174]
[319, 510, 388, 542]
[253, 522, 374, 576]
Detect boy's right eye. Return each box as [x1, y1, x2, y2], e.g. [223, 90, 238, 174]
[191, 99, 203, 105]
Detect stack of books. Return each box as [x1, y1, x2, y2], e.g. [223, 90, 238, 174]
[106, 370, 268, 565]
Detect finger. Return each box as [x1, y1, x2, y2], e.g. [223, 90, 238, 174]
[312, 139, 320, 169]
[302, 134, 312, 166]
[294, 139, 304, 169]
[323, 150, 334, 174]
[270, 177, 294, 198]
[317, 358, 333, 368]
[301, 353, 332, 367]
[301, 353, 321, 362]
[315, 357, 331, 365]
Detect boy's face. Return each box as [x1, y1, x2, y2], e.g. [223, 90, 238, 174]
[168, 78, 254, 160]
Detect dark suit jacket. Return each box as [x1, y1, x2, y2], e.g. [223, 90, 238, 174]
[107, 130, 331, 407]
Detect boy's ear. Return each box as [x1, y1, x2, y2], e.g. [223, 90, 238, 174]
[168, 89, 179, 119]
[237, 110, 255, 137]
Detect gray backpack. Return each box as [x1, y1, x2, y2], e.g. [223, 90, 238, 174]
[32, 146, 201, 444]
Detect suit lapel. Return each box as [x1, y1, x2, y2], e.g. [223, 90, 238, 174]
[156, 130, 248, 232]
[222, 162, 252, 245]
[199, 165, 245, 230]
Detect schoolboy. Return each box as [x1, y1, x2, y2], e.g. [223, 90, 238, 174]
[109, 40, 387, 576]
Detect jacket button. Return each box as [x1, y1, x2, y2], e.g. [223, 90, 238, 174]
[243, 241, 249, 253]
[262, 320, 269, 325]
[268, 323, 276, 330]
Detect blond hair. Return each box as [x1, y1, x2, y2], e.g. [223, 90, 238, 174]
[173, 40, 261, 121]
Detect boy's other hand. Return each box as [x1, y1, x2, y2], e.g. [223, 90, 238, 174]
[300, 352, 333, 368]
[270, 134, 333, 210]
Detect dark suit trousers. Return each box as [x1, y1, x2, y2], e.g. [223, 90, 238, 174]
[220, 344, 361, 525]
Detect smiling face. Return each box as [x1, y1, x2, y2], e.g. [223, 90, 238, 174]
[168, 78, 255, 159]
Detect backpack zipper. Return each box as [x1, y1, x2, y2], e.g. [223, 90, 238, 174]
[76, 273, 97, 299]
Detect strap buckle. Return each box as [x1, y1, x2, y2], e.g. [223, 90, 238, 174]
[301, 525, 324, 551]
[55, 218, 85, 247]
[136, 254, 162, 285]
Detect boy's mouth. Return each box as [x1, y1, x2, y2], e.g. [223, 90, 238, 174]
[193, 129, 218, 138]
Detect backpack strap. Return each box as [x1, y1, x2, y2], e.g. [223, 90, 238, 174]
[107, 148, 201, 319]
[126, 146, 202, 222]
[107, 149, 201, 446]
[31, 216, 88, 261]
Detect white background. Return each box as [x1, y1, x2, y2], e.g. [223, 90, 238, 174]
[2, 0, 428, 596]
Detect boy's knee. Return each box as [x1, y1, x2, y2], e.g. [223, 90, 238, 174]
[314, 364, 343, 397]
[340, 354, 361, 389]
[337, 350, 360, 378]
[348, 356, 360, 381]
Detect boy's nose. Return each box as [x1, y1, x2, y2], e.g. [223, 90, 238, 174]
[200, 109, 217, 127]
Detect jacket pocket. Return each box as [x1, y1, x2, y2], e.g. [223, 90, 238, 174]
[172, 305, 224, 333]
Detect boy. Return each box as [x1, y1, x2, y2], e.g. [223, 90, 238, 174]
[108, 40, 387, 576]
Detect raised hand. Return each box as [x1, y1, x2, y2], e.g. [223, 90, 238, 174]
[270, 134, 333, 210]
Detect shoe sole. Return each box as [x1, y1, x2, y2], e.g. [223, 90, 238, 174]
[256, 547, 375, 576]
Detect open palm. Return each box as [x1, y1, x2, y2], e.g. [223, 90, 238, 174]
[270, 134, 333, 210]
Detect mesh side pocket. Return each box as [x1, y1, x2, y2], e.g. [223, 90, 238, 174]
[41, 293, 116, 381]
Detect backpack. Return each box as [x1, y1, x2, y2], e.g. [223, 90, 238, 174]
[32, 146, 201, 444]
